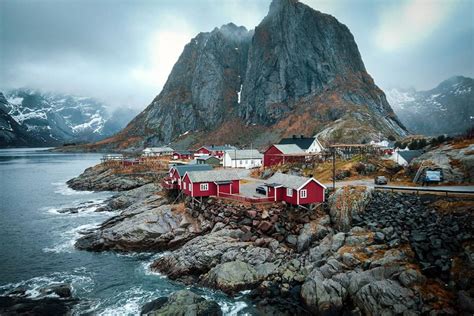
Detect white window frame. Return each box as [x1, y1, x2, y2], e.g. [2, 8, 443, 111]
[178, 178, 181, 186]
[300, 189, 307, 199]
[183, 182, 187, 190]
[200, 183, 209, 191]
[287, 188, 293, 197]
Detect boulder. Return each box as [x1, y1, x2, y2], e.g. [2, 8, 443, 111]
[328, 186, 373, 232]
[141, 290, 222, 316]
[201, 261, 259, 294]
[151, 229, 249, 281]
[76, 204, 203, 252]
[301, 269, 347, 314]
[297, 218, 331, 252]
[354, 280, 417, 315]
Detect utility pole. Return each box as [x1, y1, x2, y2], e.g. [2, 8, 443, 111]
[332, 147, 336, 191]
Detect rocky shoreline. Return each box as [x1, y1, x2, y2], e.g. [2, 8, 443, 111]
[66, 164, 474, 315]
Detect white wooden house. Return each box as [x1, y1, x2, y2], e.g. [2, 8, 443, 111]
[222, 149, 263, 168]
[142, 147, 174, 157]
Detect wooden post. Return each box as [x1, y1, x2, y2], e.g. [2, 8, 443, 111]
[332, 148, 336, 191]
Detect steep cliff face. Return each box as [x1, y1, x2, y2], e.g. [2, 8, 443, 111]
[123, 23, 252, 146]
[241, 0, 367, 124]
[81, 0, 406, 152]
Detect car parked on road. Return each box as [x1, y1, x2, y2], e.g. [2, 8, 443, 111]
[374, 176, 388, 185]
[256, 185, 267, 195]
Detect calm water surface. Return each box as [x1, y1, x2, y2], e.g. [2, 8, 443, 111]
[0, 148, 249, 315]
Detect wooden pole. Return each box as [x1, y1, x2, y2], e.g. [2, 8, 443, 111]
[332, 148, 336, 191]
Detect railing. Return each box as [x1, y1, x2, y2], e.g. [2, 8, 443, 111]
[217, 192, 274, 203]
[162, 177, 178, 189]
[374, 185, 474, 197]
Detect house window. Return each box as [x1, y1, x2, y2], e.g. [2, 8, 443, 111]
[183, 182, 187, 189]
[178, 178, 181, 186]
[200, 183, 209, 191]
[300, 189, 307, 199]
[287, 188, 293, 197]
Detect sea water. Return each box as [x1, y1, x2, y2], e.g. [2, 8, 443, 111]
[0, 148, 252, 315]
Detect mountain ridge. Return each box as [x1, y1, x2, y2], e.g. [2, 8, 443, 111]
[0, 88, 139, 148]
[387, 76, 473, 136]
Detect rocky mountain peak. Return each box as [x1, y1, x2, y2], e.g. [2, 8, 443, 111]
[269, 0, 299, 14]
[89, 0, 406, 151]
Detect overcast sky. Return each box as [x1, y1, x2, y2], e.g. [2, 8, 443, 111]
[1, 0, 473, 110]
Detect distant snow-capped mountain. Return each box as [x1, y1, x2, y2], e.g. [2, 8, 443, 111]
[386, 76, 474, 136]
[0, 89, 138, 147]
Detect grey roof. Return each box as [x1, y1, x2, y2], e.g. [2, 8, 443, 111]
[186, 169, 241, 183]
[174, 150, 193, 155]
[266, 172, 325, 190]
[173, 164, 213, 177]
[143, 146, 174, 153]
[398, 150, 424, 163]
[278, 136, 315, 150]
[201, 145, 237, 151]
[272, 144, 305, 155]
[226, 149, 263, 160]
[196, 155, 220, 161]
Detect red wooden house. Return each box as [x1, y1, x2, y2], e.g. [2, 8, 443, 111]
[265, 172, 326, 205]
[263, 144, 306, 167]
[172, 150, 194, 160]
[194, 145, 237, 159]
[164, 164, 213, 189]
[182, 170, 241, 197]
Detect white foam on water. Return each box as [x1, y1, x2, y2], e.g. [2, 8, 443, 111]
[52, 181, 94, 196]
[220, 301, 249, 316]
[43, 198, 108, 218]
[141, 252, 170, 277]
[43, 223, 100, 254]
[0, 268, 95, 298]
[97, 286, 166, 316]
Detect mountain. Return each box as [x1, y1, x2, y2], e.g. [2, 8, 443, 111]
[76, 0, 406, 152]
[0, 93, 45, 147]
[0, 88, 137, 147]
[387, 76, 474, 136]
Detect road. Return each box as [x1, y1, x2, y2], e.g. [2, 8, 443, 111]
[323, 179, 474, 192]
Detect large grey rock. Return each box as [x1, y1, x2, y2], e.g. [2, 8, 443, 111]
[150, 229, 250, 281]
[141, 290, 222, 316]
[354, 280, 417, 315]
[328, 187, 373, 232]
[67, 164, 154, 191]
[297, 218, 331, 252]
[75, 203, 205, 252]
[201, 261, 259, 294]
[301, 269, 347, 314]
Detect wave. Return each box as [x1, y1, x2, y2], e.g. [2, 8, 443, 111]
[96, 286, 168, 316]
[44, 198, 108, 217]
[43, 223, 100, 254]
[0, 268, 94, 298]
[52, 181, 94, 196]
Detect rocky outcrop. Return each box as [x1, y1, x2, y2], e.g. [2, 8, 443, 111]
[75, 201, 208, 252]
[67, 163, 156, 191]
[355, 191, 473, 280]
[141, 290, 222, 316]
[328, 186, 372, 232]
[411, 142, 474, 183]
[0, 283, 77, 315]
[201, 261, 259, 294]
